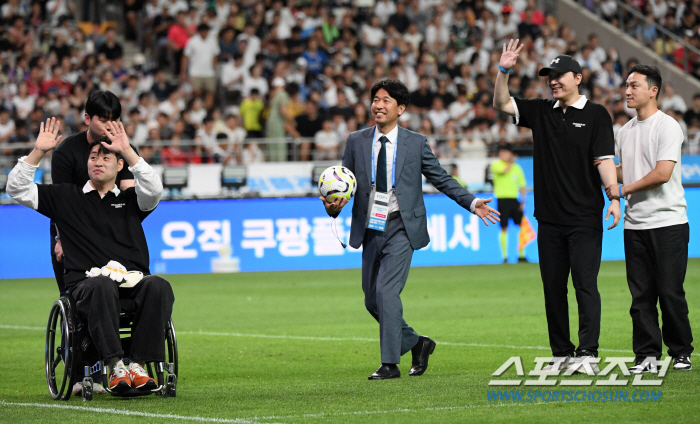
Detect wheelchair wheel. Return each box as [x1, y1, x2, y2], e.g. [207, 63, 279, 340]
[45, 299, 73, 400]
[166, 318, 178, 377]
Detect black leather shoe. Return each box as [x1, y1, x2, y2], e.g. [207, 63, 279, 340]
[409, 336, 436, 376]
[368, 364, 400, 380]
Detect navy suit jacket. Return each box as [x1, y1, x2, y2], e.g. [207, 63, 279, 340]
[341, 126, 477, 250]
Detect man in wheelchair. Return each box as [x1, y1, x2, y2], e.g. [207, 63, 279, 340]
[7, 118, 175, 394]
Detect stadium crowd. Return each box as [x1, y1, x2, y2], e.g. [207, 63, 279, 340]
[1, 0, 700, 168]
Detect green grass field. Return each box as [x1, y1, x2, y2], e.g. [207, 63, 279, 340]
[1, 259, 700, 423]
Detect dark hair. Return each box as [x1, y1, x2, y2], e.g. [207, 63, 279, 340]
[628, 64, 662, 100]
[85, 90, 121, 120]
[370, 79, 409, 108]
[89, 138, 123, 162]
[498, 143, 514, 152]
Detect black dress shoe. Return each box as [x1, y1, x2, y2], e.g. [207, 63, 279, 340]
[409, 336, 436, 376]
[368, 364, 400, 380]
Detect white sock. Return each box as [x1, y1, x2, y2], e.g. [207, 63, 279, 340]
[107, 358, 125, 370]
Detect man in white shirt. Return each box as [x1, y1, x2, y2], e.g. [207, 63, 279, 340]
[181, 23, 220, 98]
[604, 65, 693, 373]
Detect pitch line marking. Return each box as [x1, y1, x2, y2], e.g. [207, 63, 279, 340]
[249, 401, 548, 421]
[0, 325, 632, 353]
[181, 330, 632, 353]
[0, 400, 285, 424]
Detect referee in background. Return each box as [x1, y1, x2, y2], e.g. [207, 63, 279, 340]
[490, 144, 528, 263]
[493, 40, 621, 373]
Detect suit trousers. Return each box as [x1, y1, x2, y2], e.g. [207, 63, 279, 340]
[624, 223, 693, 359]
[537, 222, 602, 357]
[70, 275, 175, 363]
[362, 215, 420, 364]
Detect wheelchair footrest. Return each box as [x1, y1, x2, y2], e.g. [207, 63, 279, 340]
[110, 387, 156, 397]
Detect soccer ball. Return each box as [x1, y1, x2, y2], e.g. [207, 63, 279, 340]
[318, 165, 357, 201]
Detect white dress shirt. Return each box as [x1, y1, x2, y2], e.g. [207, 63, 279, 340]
[372, 125, 479, 215]
[373, 125, 400, 213]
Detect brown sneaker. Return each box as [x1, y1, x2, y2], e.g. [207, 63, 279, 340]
[108, 364, 131, 392]
[129, 362, 157, 390]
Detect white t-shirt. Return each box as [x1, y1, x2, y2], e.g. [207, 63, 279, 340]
[0, 119, 15, 140]
[12, 95, 35, 120]
[616, 110, 687, 229]
[659, 94, 687, 113]
[184, 34, 221, 78]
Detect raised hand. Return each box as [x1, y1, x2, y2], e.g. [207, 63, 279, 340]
[35, 118, 63, 153]
[500, 39, 524, 71]
[101, 121, 130, 154]
[474, 197, 501, 226]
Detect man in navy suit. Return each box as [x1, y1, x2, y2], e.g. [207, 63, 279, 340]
[321, 80, 500, 380]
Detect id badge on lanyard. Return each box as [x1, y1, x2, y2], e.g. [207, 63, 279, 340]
[367, 188, 390, 232]
[366, 135, 397, 232]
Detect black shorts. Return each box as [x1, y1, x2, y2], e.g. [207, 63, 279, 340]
[497, 198, 522, 228]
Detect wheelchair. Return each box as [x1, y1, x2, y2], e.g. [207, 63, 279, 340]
[45, 293, 178, 401]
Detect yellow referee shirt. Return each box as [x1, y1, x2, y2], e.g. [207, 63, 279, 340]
[490, 159, 526, 199]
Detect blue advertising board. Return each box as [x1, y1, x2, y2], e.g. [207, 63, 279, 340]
[516, 155, 700, 188]
[2, 189, 699, 279]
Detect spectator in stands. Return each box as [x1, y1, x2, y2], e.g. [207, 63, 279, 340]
[240, 138, 263, 164]
[239, 88, 265, 139]
[41, 65, 72, 97]
[46, 0, 75, 27]
[286, 100, 324, 161]
[495, 6, 519, 46]
[242, 63, 269, 98]
[98, 27, 124, 61]
[388, 1, 410, 34]
[684, 93, 700, 125]
[300, 37, 328, 75]
[181, 23, 219, 104]
[409, 75, 436, 114]
[161, 135, 191, 166]
[265, 77, 291, 161]
[167, 10, 191, 74]
[313, 119, 340, 160]
[427, 97, 451, 131]
[12, 81, 35, 121]
[159, 87, 183, 121]
[660, 83, 687, 113]
[0, 108, 16, 144]
[220, 53, 247, 94]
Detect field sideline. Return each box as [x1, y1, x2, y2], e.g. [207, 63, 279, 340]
[1, 259, 699, 423]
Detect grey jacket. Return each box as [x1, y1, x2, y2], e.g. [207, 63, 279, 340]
[341, 126, 477, 250]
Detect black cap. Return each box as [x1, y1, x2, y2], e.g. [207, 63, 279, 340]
[539, 55, 582, 76]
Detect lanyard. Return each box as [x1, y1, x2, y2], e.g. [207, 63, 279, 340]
[370, 135, 397, 189]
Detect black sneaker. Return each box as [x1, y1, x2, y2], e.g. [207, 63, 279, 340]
[518, 257, 528, 263]
[629, 357, 658, 374]
[673, 355, 692, 371]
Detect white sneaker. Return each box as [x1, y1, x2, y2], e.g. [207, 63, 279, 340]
[673, 355, 692, 371]
[568, 353, 600, 375]
[629, 358, 658, 374]
[542, 356, 572, 372]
